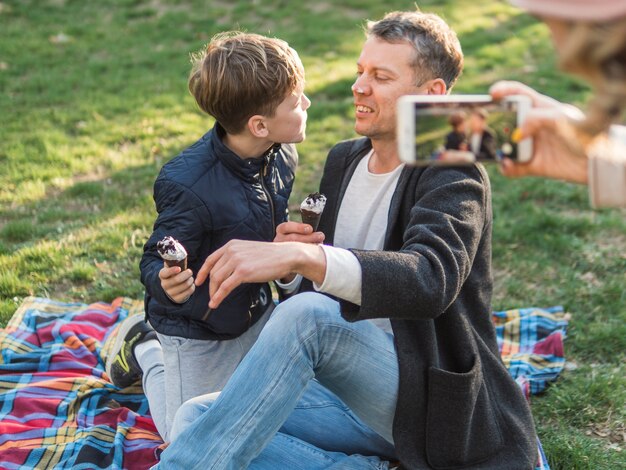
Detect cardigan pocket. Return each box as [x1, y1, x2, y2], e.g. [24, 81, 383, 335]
[425, 355, 503, 469]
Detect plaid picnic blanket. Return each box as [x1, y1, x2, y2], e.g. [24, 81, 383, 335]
[0, 297, 567, 469]
[492, 305, 569, 398]
[0, 297, 161, 469]
[491, 306, 569, 470]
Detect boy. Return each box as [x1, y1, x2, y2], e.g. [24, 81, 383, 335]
[105, 32, 310, 442]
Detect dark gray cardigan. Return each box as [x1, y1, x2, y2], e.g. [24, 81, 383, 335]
[304, 138, 537, 469]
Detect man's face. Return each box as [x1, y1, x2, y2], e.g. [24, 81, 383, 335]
[352, 36, 428, 141]
[265, 86, 311, 144]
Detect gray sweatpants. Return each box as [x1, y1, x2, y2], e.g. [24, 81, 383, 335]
[140, 306, 273, 441]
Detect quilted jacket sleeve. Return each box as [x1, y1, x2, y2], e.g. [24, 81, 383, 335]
[140, 177, 212, 308]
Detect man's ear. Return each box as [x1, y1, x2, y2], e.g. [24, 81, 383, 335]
[427, 78, 447, 95]
[247, 115, 269, 138]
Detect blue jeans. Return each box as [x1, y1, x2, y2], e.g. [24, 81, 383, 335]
[156, 292, 400, 469]
[170, 381, 395, 469]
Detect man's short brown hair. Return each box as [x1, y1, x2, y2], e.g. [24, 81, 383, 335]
[366, 10, 463, 90]
[470, 107, 488, 120]
[188, 32, 305, 134]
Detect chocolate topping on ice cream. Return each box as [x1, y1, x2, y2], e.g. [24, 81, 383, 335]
[157, 236, 187, 261]
[300, 192, 327, 214]
[300, 193, 326, 231]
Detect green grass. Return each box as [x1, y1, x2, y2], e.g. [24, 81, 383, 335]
[1, 1, 624, 468]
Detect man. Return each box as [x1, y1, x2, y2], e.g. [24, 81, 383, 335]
[156, 10, 538, 470]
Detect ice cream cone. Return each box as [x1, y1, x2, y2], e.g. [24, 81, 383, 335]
[157, 236, 188, 270]
[300, 193, 326, 231]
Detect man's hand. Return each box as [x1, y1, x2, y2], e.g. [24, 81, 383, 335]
[490, 80, 589, 184]
[274, 221, 325, 244]
[160, 265, 195, 303]
[195, 240, 327, 309]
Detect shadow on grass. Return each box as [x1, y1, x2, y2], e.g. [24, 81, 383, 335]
[0, 158, 161, 305]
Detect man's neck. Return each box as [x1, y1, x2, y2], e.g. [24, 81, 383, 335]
[223, 132, 274, 160]
[369, 138, 403, 174]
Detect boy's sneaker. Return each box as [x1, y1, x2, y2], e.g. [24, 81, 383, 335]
[105, 315, 157, 388]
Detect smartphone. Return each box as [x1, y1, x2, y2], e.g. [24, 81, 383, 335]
[397, 94, 532, 166]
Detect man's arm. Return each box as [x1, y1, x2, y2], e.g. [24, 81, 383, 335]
[342, 165, 489, 322]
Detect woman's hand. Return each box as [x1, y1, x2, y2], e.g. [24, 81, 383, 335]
[490, 80, 589, 184]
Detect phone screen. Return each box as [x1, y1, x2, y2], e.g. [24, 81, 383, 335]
[413, 100, 522, 164]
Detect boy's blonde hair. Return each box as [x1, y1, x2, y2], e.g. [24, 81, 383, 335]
[189, 32, 305, 134]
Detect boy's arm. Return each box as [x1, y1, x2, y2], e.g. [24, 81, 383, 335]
[140, 178, 211, 307]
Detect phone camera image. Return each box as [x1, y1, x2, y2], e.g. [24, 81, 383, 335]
[415, 102, 519, 164]
[397, 95, 532, 166]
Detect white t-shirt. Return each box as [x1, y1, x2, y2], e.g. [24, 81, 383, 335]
[333, 151, 405, 252]
[470, 133, 482, 155]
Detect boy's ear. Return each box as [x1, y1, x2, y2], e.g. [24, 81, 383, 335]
[247, 115, 269, 138]
[426, 78, 447, 96]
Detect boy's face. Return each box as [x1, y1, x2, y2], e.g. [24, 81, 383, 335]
[353, 36, 430, 141]
[265, 86, 311, 144]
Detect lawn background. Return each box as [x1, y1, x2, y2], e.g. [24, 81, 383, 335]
[0, 0, 624, 468]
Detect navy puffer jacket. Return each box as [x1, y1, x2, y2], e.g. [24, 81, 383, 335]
[140, 124, 297, 340]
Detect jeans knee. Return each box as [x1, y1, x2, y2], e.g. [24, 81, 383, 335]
[270, 292, 340, 333]
[169, 392, 219, 441]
